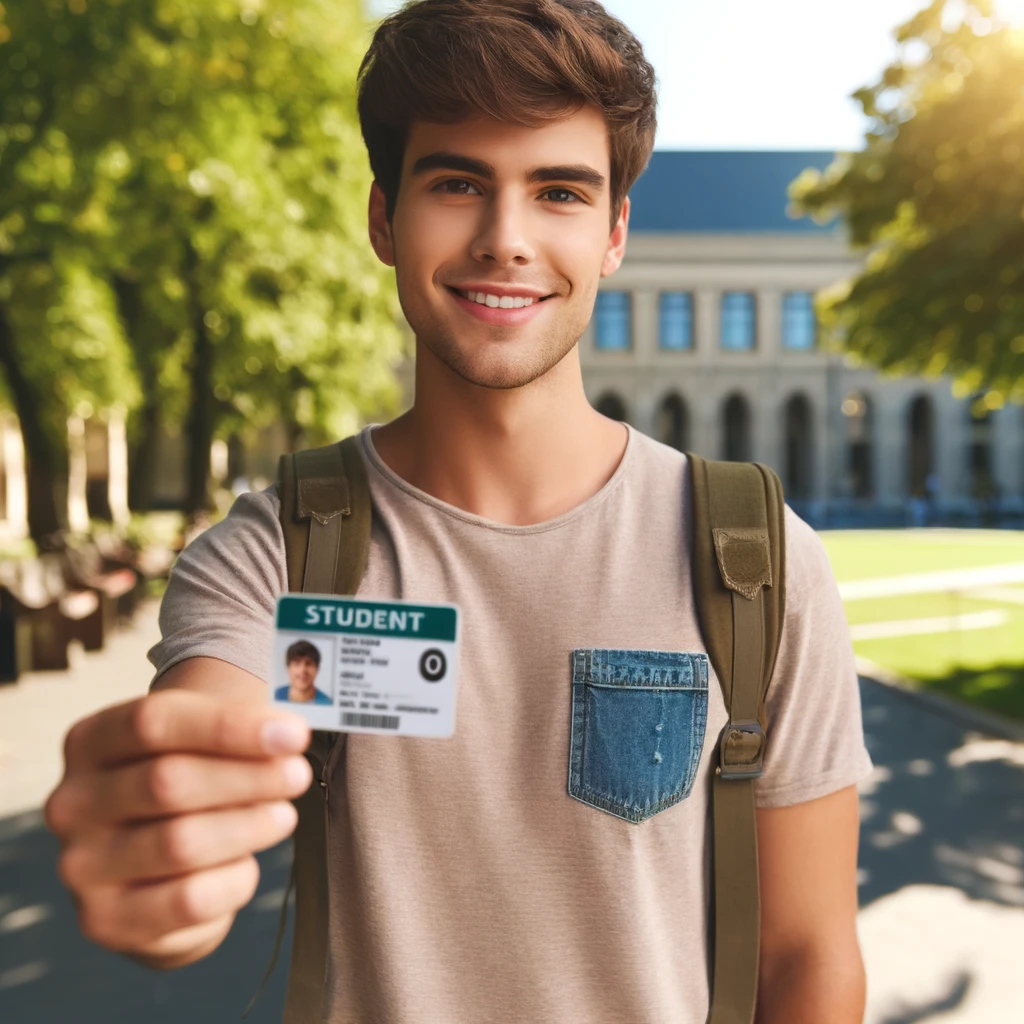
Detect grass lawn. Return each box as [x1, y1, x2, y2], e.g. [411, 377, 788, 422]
[820, 529, 1024, 582]
[819, 529, 1024, 723]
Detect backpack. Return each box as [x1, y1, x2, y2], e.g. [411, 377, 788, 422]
[245, 434, 786, 1024]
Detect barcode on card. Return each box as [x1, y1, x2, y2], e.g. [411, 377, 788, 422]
[342, 712, 400, 730]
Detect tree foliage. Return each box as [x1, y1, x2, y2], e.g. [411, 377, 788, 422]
[0, 0, 404, 536]
[791, 0, 1024, 409]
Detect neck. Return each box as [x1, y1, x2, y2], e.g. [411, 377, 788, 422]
[372, 342, 627, 525]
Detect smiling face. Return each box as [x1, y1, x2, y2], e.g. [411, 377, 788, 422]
[287, 655, 319, 695]
[368, 103, 629, 391]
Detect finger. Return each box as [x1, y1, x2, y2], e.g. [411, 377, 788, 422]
[51, 754, 313, 830]
[76, 857, 260, 953]
[60, 802, 298, 887]
[63, 690, 311, 770]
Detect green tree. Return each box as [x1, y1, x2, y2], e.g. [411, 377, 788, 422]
[0, 0, 403, 537]
[791, 0, 1024, 411]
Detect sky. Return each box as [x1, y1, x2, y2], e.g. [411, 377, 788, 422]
[368, 0, 1024, 151]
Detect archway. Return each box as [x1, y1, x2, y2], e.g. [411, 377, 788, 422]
[842, 391, 874, 500]
[783, 394, 813, 500]
[907, 394, 935, 497]
[657, 393, 689, 451]
[595, 392, 629, 423]
[722, 393, 751, 462]
[967, 395, 995, 500]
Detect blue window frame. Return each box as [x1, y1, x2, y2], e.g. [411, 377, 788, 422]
[594, 291, 632, 351]
[720, 292, 756, 351]
[659, 292, 694, 351]
[782, 292, 817, 350]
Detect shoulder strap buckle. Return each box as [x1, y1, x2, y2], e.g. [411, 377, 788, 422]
[717, 720, 765, 780]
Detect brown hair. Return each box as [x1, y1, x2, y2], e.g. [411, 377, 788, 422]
[357, 0, 658, 232]
[286, 640, 321, 666]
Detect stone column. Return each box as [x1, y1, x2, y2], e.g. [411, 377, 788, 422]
[874, 395, 905, 506]
[757, 289, 780, 362]
[695, 288, 717, 366]
[107, 408, 130, 526]
[992, 403, 1023, 501]
[1, 416, 29, 540]
[632, 288, 657, 363]
[67, 416, 90, 534]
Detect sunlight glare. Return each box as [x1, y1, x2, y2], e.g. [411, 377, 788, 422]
[995, 0, 1024, 25]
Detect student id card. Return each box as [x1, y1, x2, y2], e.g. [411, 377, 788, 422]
[272, 594, 460, 737]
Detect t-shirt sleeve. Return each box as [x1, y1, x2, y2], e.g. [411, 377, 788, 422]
[753, 505, 874, 809]
[146, 487, 287, 689]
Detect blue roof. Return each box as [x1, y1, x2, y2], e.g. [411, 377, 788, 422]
[626, 151, 840, 234]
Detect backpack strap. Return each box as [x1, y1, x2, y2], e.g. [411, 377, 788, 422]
[243, 435, 372, 1021]
[687, 454, 786, 1024]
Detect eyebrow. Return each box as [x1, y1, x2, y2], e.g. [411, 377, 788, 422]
[410, 151, 606, 192]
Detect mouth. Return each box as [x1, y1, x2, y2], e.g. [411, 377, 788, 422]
[446, 286, 556, 308]
[445, 286, 557, 326]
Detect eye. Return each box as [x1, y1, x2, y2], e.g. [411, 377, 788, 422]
[434, 178, 482, 195]
[543, 188, 582, 204]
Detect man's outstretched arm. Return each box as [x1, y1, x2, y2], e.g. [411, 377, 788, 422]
[755, 785, 866, 1024]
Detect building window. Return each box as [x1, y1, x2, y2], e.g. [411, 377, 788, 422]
[659, 292, 693, 350]
[720, 292, 756, 351]
[782, 292, 817, 350]
[594, 291, 632, 351]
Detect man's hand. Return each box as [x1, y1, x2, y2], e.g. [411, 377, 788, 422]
[43, 688, 313, 969]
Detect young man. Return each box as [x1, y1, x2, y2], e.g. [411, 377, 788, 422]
[44, 1, 873, 1021]
[275, 641, 331, 705]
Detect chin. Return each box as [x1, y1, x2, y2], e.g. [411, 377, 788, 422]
[424, 331, 577, 391]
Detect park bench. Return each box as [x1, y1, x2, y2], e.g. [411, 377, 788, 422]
[59, 538, 139, 634]
[0, 557, 104, 678]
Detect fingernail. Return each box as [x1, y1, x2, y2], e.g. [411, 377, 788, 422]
[261, 719, 308, 754]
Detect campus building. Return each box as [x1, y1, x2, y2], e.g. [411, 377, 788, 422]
[578, 151, 1024, 526]
[1, 151, 1022, 540]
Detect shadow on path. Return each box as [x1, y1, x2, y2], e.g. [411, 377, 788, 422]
[0, 810, 294, 1024]
[877, 971, 972, 1024]
[857, 678, 1024, 910]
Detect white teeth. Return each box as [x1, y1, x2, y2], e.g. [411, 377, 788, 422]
[462, 290, 535, 308]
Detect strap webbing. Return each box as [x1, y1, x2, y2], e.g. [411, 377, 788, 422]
[240, 861, 296, 1018]
[687, 455, 784, 1024]
[244, 436, 372, 1022]
[708, 593, 765, 1024]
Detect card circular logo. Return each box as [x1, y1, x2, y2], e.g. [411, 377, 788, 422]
[419, 649, 447, 683]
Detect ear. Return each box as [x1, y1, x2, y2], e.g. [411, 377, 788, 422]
[600, 196, 630, 278]
[368, 181, 396, 267]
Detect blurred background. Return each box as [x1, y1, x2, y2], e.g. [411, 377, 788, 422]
[1, 1, 1023, 1022]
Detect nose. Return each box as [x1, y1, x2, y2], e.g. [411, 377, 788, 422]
[469, 192, 536, 267]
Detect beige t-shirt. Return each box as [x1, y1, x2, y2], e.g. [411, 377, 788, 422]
[149, 425, 873, 1024]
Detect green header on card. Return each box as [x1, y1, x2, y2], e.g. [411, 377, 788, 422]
[277, 596, 457, 642]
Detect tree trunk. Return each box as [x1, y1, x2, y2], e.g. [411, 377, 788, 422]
[128, 398, 162, 511]
[0, 298, 67, 545]
[183, 241, 215, 516]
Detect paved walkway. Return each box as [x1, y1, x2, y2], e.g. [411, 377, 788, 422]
[1, 602, 1022, 1023]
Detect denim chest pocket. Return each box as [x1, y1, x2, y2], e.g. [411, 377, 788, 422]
[568, 649, 710, 823]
